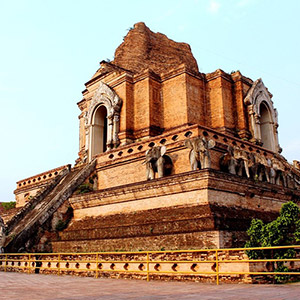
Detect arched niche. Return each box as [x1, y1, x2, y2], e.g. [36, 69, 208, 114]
[244, 78, 280, 153]
[84, 81, 122, 162]
[90, 105, 108, 156]
[259, 102, 275, 151]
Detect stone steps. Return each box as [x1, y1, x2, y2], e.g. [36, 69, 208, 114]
[4, 159, 96, 252]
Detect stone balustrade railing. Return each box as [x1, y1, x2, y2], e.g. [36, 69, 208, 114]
[96, 124, 278, 163]
[93, 124, 300, 188]
[15, 165, 71, 190]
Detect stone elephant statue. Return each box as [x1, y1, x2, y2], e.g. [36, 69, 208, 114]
[220, 145, 238, 175]
[292, 173, 300, 188]
[143, 146, 172, 180]
[233, 147, 251, 178]
[250, 153, 271, 182]
[271, 157, 287, 187]
[185, 137, 216, 170]
[220, 146, 252, 178]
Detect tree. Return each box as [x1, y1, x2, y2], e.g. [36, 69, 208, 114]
[245, 201, 300, 283]
[0, 201, 16, 211]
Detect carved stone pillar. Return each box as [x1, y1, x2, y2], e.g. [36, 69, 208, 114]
[85, 126, 90, 151]
[113, 113, 120, 148]
[253, 113, 261, 143]
[106, 114, 114, 151]
[248, 105, 257, 142]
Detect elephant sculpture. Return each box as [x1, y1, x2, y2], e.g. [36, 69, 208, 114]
[220, 146, 253, 179]
[271, 157, 287, 187]
[143, 146, 172, 180]
[250, 153, 271, 182]
[185, 137, 216, 170]
[292, 173, 300, 188]
[233, 147, 251, 178]
[220, 145, 238, 175]
[219, 145, 298, 188]
[220, 146, 250, 178]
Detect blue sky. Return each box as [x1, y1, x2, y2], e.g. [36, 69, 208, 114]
[0, 0, 299, 202]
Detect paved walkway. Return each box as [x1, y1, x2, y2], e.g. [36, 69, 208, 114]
[0, 272, 299, 300]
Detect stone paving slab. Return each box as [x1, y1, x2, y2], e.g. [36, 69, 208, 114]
[0, 272, 299, 300]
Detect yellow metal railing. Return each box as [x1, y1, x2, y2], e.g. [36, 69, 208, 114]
[1, 245, 300, 284]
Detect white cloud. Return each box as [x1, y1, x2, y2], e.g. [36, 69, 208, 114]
[208, 0, 221, 14]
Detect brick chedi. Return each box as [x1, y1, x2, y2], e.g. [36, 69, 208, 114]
[3, 22, 300, 253]
[112, 22, 199, 74]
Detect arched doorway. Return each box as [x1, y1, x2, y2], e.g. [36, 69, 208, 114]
[244, 79, 280, 153]
[84, 81, 122, 162]
[90, 105, 108, 157]
[260, 102, 274, 151]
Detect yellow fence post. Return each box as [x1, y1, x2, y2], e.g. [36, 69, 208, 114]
[28, 254, 31, 274]
[58, 254, 61, 276]
[96, 253, 99, 279]
[4, 254, 7, 272]
[215, 250, 219, 285]
[146, 252, 150, 282]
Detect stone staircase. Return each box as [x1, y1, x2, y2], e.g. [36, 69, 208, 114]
[4, 159, 96, 252]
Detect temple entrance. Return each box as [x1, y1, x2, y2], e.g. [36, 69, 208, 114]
[260, 102, 274, 151]
[90, 105, 107, 157]
[85, 81, 122, 162]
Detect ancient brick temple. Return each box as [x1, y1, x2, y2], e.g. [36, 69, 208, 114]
[2, 22, 300, 253]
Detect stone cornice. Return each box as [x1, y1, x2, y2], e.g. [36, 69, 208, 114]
[160, 64, 204, 82]
[132, 69, 161, 84]
[231, 71, 253, 86]
[205, 69, 233, 83]
[15, 165, 71, 190]
[77, 99, 87, 112]
[90, 64, 204, 88]
[69, 168, 299, 211]
[106, 72, 134, 88]
[14, 181, 50, 195]
[84, 61, 133, 88]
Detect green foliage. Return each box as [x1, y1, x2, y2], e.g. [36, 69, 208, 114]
[1, 201, 16, 210]
[245, 201, 300, 283]
[274, 264, 290, 284]
[245, 219, 265, 259]
[76, 183, 93, 194]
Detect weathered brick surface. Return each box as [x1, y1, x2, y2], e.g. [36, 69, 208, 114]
[7, 23, 300, 258]
[49, 168, 298, 252]
[77, 23, 260, 153]
[113, 22, 199, 75]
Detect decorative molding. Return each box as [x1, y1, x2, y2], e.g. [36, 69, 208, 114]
[244, 79, 277, 124]
[87, 81, 122, 125]
[85, 81, 123, 161]
[244, 79, 280, 152]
